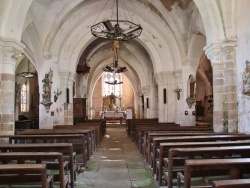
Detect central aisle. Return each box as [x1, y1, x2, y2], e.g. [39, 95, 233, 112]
[76, 124, 157, 188]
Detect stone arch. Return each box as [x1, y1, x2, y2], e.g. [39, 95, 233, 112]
[193, 0, 223, 44]
[0, 0, 33, 40]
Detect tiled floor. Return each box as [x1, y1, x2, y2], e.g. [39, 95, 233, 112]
[75, 124, 157, 188]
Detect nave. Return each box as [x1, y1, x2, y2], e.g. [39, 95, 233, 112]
[75, 124, 156, 188]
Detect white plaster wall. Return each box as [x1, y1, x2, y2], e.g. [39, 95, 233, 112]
[38, 58, 65, 129]
[236, 0, 250, 133]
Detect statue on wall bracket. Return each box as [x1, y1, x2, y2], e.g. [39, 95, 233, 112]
[41, 69, 53, 112]
[186, 74, 196, 108]
[242, 60, 250, 96]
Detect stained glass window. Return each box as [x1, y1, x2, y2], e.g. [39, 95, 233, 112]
[20, 83, 27, 112]
[103, 72, 122, 96]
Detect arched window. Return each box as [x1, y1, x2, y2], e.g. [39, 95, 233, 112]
[102, 72, 122, 96]
[20, 83, 28, 112]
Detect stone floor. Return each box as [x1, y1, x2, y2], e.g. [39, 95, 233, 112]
[75, 124, 157, 188]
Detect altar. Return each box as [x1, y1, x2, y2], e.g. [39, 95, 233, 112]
[100, 93, 126, 124]
[101, 111, 126, 124]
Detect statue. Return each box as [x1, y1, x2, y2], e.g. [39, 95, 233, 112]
[109, 93, 117, 110]
[242, 60, 250, 95]
[41, 69, 53, 112]
[42, 74, 51, 99]
[174, 86, 182, 100]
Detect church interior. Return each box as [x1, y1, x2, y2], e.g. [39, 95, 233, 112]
[1, 0, 250, 187]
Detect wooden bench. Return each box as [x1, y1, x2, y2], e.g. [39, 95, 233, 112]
[0, 164, 53, 188]
[143, 131, 213, 156]
[158, 140, 250, 186]
[181, 158, 250, 188]
[126, 118, 158, 136]
[135, 125, 212, 150]
[81, 119, 106, 136]
[145, 131, 225, 162]
[54, 123, 102, 146]
[0, 152, 69, 188]
[76, 122, 103, 144]
[8, 134, 88, 168]
[167, 146, 250, 188]
[0, 143, 75, 188]
[151, 134, 250, 176]
[18, 128, 94, 157]
[212, 179, 250, 188]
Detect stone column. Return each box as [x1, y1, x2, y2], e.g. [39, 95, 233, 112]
[0, 38, 23, 136]
[59, 71, 76, 124]
[141, 86, 150, 118]
[173, 70, 183, 124]
[205, 40, 238, 132]
[222, 40, 238, 132]
[75, 74, 88, 98]
[154, 71, 175, 123]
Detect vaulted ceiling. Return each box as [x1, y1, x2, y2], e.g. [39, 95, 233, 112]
[17, 0, 205, 91]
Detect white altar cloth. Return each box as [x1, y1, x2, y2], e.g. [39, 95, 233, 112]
[100, 111, 126, 119]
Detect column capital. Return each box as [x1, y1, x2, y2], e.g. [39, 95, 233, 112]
[204, 42, 223, 64]
[141, 86, 150, 96]
[222, 40, 237, 62]
[0, 36, 24, 62]
[154, 71, 173, 85]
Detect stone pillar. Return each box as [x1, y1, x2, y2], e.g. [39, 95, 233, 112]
[222, 40, 238, 132]
[59, 71, 76, 124]
[173, 70, 183, 125]
[75, 74, 88, 98]
[154, 71, 175, 123]
[205, 40, 238, 132]
[141, 86, 150, 118]
[0, 38, 23, 136]
[136, 91, 142, 119]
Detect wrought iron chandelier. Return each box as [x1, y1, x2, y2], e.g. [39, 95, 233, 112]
[16, 59, 37, 78]
[105, 80, 123, 85]
[91, 0, 143, 41]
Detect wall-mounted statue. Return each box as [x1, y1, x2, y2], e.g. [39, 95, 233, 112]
[186, 74, 196, 108]
[242, 60, 250, 96]
[174, 86, 182, 100]
[41, 69, 53, 112]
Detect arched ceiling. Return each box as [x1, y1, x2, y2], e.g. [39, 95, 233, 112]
[14, 0, 208, 90]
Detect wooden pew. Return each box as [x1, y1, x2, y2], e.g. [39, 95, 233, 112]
[126, 118, 158, 136]
[0, 143, 75, 188]
[76, 122, 103, 144]
[18, 129, 94, 157]
[0, 152, 69, 188]
[55, 123, 102, 146]
[18, 128, 94, 162]
[134, 125, 212, 148]
[145, 131, 222, 161]
[151, 134, 250, 176]
[132, 123, 183, 143]
[158, 140, 250, 186]
[150, 132, 241, 159]
[8, 134, 88, 168]
[81, 119, 106, 136]
[167, 146, 250, 188]
[0, 164, 53, 188]
[181, 158, 250, 188]
[212, 179, 250, 188]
